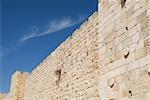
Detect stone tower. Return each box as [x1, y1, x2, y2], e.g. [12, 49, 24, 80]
[9, 71, 29, 100]
[0, 0, 150, 99]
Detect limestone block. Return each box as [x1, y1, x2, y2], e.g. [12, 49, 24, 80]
[2, 0, 150, 99]
[134, 47, 147, 60]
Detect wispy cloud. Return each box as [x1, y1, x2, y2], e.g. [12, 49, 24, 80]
[19, 26, 39, 42]
[19, 16, 85, 42]
[0, 16, 86, 58]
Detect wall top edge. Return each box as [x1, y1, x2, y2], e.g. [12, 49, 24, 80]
[31, 11, 98, 74]
[13, 71, 30, 75]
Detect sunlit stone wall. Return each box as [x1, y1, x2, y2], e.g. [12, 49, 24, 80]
[97, 0, 150, 99]
[1, 0, 150, 99]
[24, 11, 100, 100]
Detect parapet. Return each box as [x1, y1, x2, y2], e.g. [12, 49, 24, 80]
[13, 70, 29, 75]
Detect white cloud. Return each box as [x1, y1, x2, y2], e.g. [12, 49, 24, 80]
[18, 26, 39, 42]
[0, 16, 87, 58]
[19, 16, 85, 42]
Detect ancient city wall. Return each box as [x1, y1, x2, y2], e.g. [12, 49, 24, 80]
[97, 0, 150, 99]
[10, 71, 29, 100]
[24, 0, 150, 99]
[24, 11, 100, 100]
[0, 71, 29, 100]
[1, 0, 150, 100]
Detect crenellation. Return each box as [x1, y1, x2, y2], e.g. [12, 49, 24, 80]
[1, 0, 150, 100]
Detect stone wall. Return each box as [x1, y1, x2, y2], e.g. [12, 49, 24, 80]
[0, 71, 29, 100]
[1, 0, 150, 99]
[24, 11, 100, 100]
[97, 0, 150, 99]
[10, 71, 29, 100]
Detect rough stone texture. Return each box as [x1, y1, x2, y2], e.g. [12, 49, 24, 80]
[10, 71, 29, 100]
[0, 71, 29, 100]
[0, 0, 150, 99]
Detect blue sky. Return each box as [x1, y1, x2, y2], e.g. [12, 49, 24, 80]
[0, 0, 98, 93]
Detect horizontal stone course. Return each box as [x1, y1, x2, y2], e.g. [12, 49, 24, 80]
[1, 0, 150, 100]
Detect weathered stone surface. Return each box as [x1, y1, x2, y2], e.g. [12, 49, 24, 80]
[1, 0, 150, 99]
